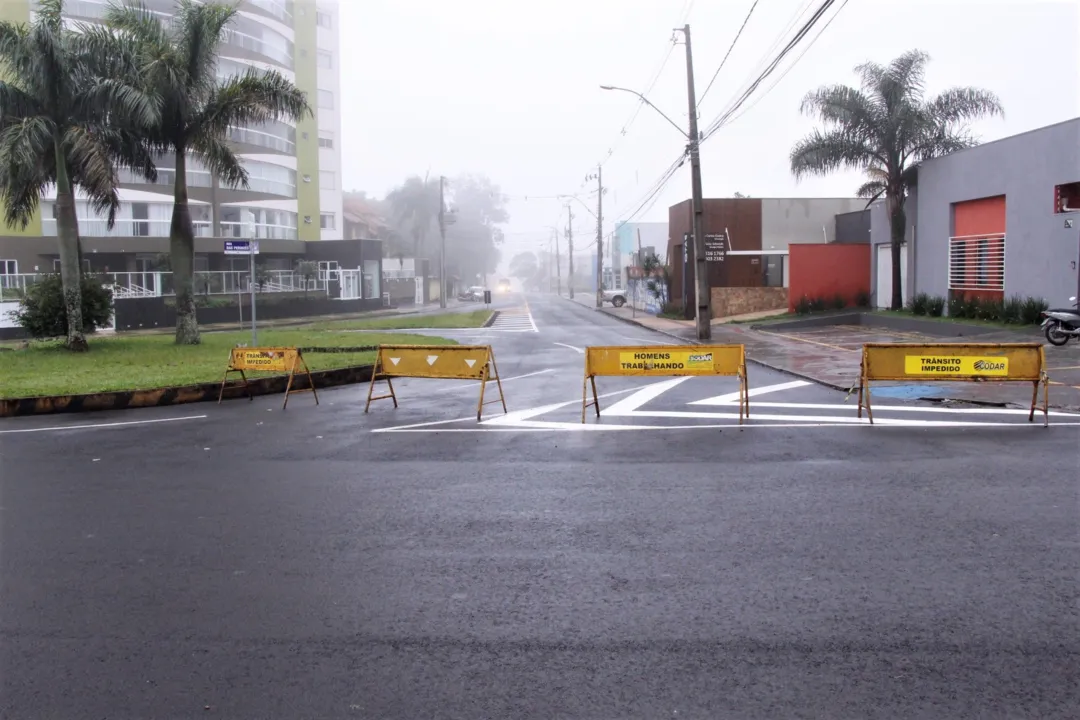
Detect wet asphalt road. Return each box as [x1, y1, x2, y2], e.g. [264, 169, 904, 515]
[1, 293, 1078, 719]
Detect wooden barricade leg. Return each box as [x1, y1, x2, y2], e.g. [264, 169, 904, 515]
[863, 378, 874, 424]
[485, 348, 508, 415]
[741, 363, 750, 422]
[580, 374, 601, 423]
[476, 366, 489, 421]
[218, 369, 251, 404]
[282, 354, 320, 410]
[282, 366, 296, 409]
[1029, 379, 1039, 423]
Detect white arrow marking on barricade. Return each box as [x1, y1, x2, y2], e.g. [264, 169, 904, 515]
[426, 355, 438, 365]
[464, 359, 476, 368]
[389, 357, 401, 366]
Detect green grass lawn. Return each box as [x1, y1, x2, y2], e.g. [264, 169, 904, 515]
[0, 329, 455, 399]
[310, 309, 492, 331]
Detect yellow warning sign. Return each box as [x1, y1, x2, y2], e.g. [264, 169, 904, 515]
[587, 345, 745, 378]
[365, 344, 507, 421]
[582, 344, 749, 423]
[857, 343, 1048, 426]
[218, 346, 318, 409]
[903, 355, 1009, 376]
[373, 345, 492, 381]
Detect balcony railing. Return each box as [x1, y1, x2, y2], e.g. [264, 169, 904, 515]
[219, 221, 298, 240]
[118, 166, 213, 189]
[244, 0, 293, 24]
[227, 124, 295, 154]
[221, 28, 293, 66]
[42, 218, 213, 238]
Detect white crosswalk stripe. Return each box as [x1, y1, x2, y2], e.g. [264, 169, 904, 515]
[487, 307, 538, 333]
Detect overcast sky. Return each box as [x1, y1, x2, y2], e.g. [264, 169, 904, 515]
[341, 0, 1078, 262]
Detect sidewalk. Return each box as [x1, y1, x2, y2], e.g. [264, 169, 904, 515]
[564, 293, 1080, 411]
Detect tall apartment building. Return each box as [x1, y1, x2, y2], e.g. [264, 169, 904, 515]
[0, 0, 343, 278]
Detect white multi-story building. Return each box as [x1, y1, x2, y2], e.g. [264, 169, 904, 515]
[0, 0, 345, 277]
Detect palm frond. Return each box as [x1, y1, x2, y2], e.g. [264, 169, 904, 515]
[789, 128, 885, 181]
[175, 0, 236, 96]
[0, 81, 42, 119]
[190, 133, 246, 188]
[926, 87, 1004, 125]
[0, 22, 35, 87]
[196, 67, 310, 138]
[104, 0, 174, 57]
[855, 180, 886, 205]
[0, 117, 53, 227]
[799, 84, 879, 139]
[64, 125, 122, 226]
[33, 0, 66, 31]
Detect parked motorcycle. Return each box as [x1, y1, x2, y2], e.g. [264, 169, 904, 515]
[1041, 296, 1080, 346]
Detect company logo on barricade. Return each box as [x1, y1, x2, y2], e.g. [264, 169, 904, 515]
[904, 356, 1010, 376]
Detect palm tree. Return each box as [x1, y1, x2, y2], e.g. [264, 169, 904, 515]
[0, 0, 158, 350]
[789, 50, 1003, 310]
[386, 175, 440, 258]
[106, 0, 310, 345]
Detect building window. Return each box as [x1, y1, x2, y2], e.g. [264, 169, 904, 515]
[316, 10, 331, 27]
[1055, 182, 1080, 213]
[319, 170, 336, 189]
[948, 234, 1005, 292]
[317, 89, 334, 109]
[318, 132, 333, 149]
[316, 50, 332, 69]
[320, 213, 336, 230]
[0, 259, 16, 274]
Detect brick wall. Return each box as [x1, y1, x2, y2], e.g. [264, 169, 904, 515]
[710, 287, 788, 317]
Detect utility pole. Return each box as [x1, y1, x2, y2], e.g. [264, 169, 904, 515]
[566, 205, 575, 299]
[554, 224, 562, 296]
[677, 23, 710, 340]
[593, 165, 603, 308]
[437, 175, 447, 309]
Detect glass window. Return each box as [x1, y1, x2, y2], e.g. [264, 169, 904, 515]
[319, 170, 336, 189]
[0, 259, 17, 274]
[317, 50, 332, 69]
[316, 10, 332, 27]
[318, 132, 333, 148]
[320, 213, 336, 229]
[318, 89, 334, 109]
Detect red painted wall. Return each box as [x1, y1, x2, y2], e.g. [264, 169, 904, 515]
[951, 196, 1006, 301]
[788, 244, 871, 312]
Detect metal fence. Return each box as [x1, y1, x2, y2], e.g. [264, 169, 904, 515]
[0, 270, 329, 301]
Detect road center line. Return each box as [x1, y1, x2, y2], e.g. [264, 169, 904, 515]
[0, 414, 208, 434]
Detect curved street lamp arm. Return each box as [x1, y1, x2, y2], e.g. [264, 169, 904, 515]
[599, 85, 688, 139]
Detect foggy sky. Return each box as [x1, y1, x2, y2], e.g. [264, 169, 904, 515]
[341, 0, 1079, 262]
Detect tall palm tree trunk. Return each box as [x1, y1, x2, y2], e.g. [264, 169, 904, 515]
[170, 149, 200, 345]
[53, 141, 88, 352]
[887, 192, 906, 310]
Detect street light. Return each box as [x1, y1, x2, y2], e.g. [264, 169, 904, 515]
[600, 37, 711, 342]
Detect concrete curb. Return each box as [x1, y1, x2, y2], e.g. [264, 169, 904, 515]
[483, 311, 499, 328]
[0, 364, 374, 418]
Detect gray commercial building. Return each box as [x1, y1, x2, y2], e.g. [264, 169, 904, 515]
[870, 117, 1080, 308]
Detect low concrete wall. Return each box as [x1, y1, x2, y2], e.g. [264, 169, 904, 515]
[711, 287, 788, 318]
[114, 295, 385, 332]
[752, 312, 1005, 337]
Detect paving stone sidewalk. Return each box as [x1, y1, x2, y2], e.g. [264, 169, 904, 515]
[564, 294, 1080, 412]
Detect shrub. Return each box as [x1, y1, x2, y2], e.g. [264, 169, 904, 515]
[1001, 295, 1023, 324]
[947, 294, 965, 318]
[808, 296, 827, 313]
[979, 297, 1004, 322]
[854, 289, 871, 308]
[1020, 296, 1048, 325]
[658, 302, 683, 319]
[830, 293, 847, 310]
[926, 295, 946, 317]
[10, 274, 113, 339]
[910, 292, 930, 316]
[962, 297, 981, 319]
[794, 295, 812, 315]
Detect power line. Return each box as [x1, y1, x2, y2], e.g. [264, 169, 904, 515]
[723, 0, 850, 127]
[700, 0, 843, 143]
[698, 0, 761, 106]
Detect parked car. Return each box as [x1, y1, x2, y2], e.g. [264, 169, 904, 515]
[601, 288, 627, 308]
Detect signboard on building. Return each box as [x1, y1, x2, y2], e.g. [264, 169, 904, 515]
[704, 233, 727, 262]
[224, 240, 260, 255]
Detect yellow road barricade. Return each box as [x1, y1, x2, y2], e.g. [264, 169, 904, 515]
[218, 346, 319, 409]
[364, 344, 507, 421]
[857, 343, 1049, 426]
[582, 344, 749, 423]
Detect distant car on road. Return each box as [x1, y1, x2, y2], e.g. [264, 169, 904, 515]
[458, 285, 486, 302]
[601, 288, 627, 308]
[497, 278, 512, 293]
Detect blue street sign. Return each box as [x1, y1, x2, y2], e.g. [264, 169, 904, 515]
[224, 240, 260, 255]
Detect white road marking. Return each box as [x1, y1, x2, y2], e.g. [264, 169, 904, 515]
[487, 307, 538, 333]
[0, 414, 208, 435]
[602, 377, 691, 415]
[553, 342, 584, 353]
[376, 421, 1080, 433]
[722, 401, 1078, 416]
[690, 380, 810, 406]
